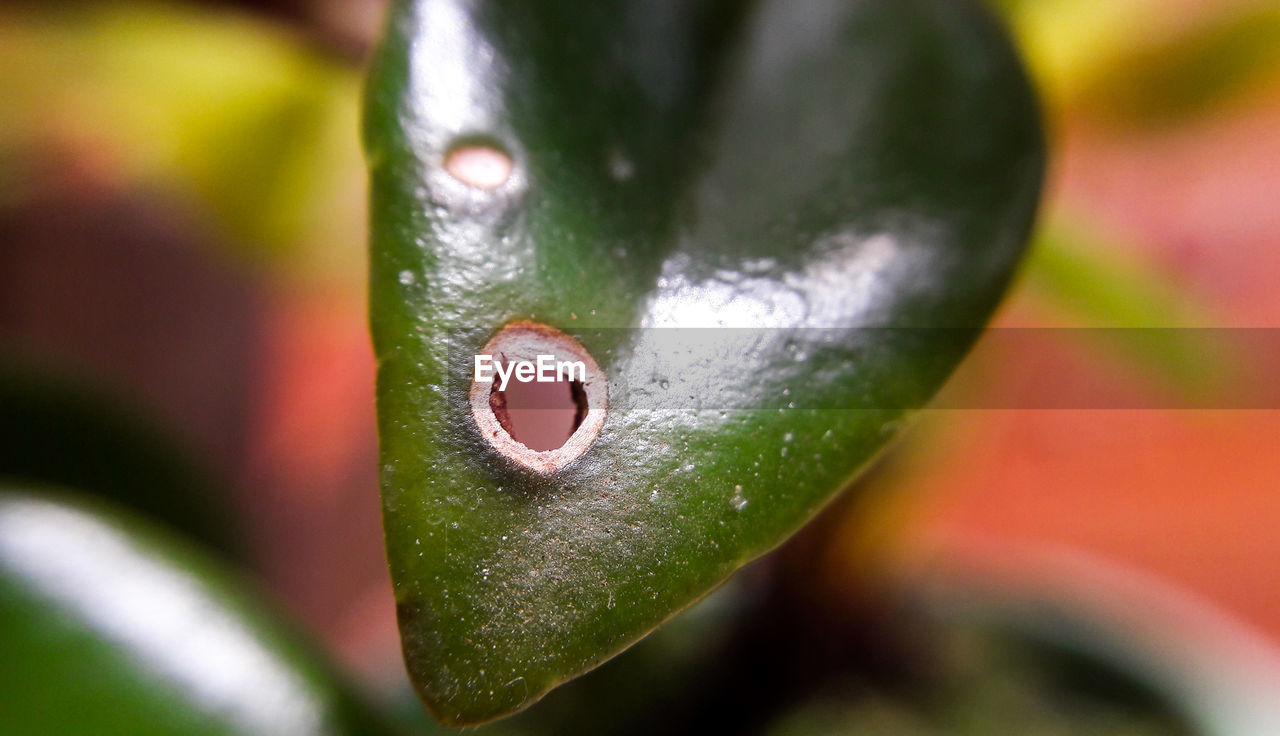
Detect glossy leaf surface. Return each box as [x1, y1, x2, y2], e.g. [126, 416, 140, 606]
[365, 0, 1043, 723]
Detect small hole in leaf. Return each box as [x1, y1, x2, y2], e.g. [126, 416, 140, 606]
[444, 143, 512, 189]
[488, 375, 587, 452]
[469, 321, 607, 474]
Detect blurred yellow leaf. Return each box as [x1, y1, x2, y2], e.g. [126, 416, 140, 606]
[997, 0, 1280, 126]
[0, 2, 366, 283]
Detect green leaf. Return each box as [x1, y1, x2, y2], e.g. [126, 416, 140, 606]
[388, 578, 749, 736]
[0, 487, 396, 736]
[365, 0, 1043, 724]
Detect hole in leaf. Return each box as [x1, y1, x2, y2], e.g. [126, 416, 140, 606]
[444, 143, 512, 189]
[488, 375, 588, 452]
[469, 321, 607, 474]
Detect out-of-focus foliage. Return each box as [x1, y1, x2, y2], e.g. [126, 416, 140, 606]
[0, 1, 365, 281]
[990, 0, 1278, 400]
[1025, 223, 1205, 329]
[997, 0, 1280, 125]
[0, 361, 239, 557]
[1077, 5, 1280, 125]
[0, 488, 396, 736]
[1021, 223, 1244, 402]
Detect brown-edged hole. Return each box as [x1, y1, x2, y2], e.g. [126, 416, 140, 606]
[488, 375, 588, 452]
[470, 321, 606, 473]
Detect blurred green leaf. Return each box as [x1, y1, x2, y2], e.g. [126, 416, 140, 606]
[762, 602, 1203, 736]
[0, 487, 399, 735]
[1024, 221, 1244, 402]
[1026, 225, 1196, 329]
